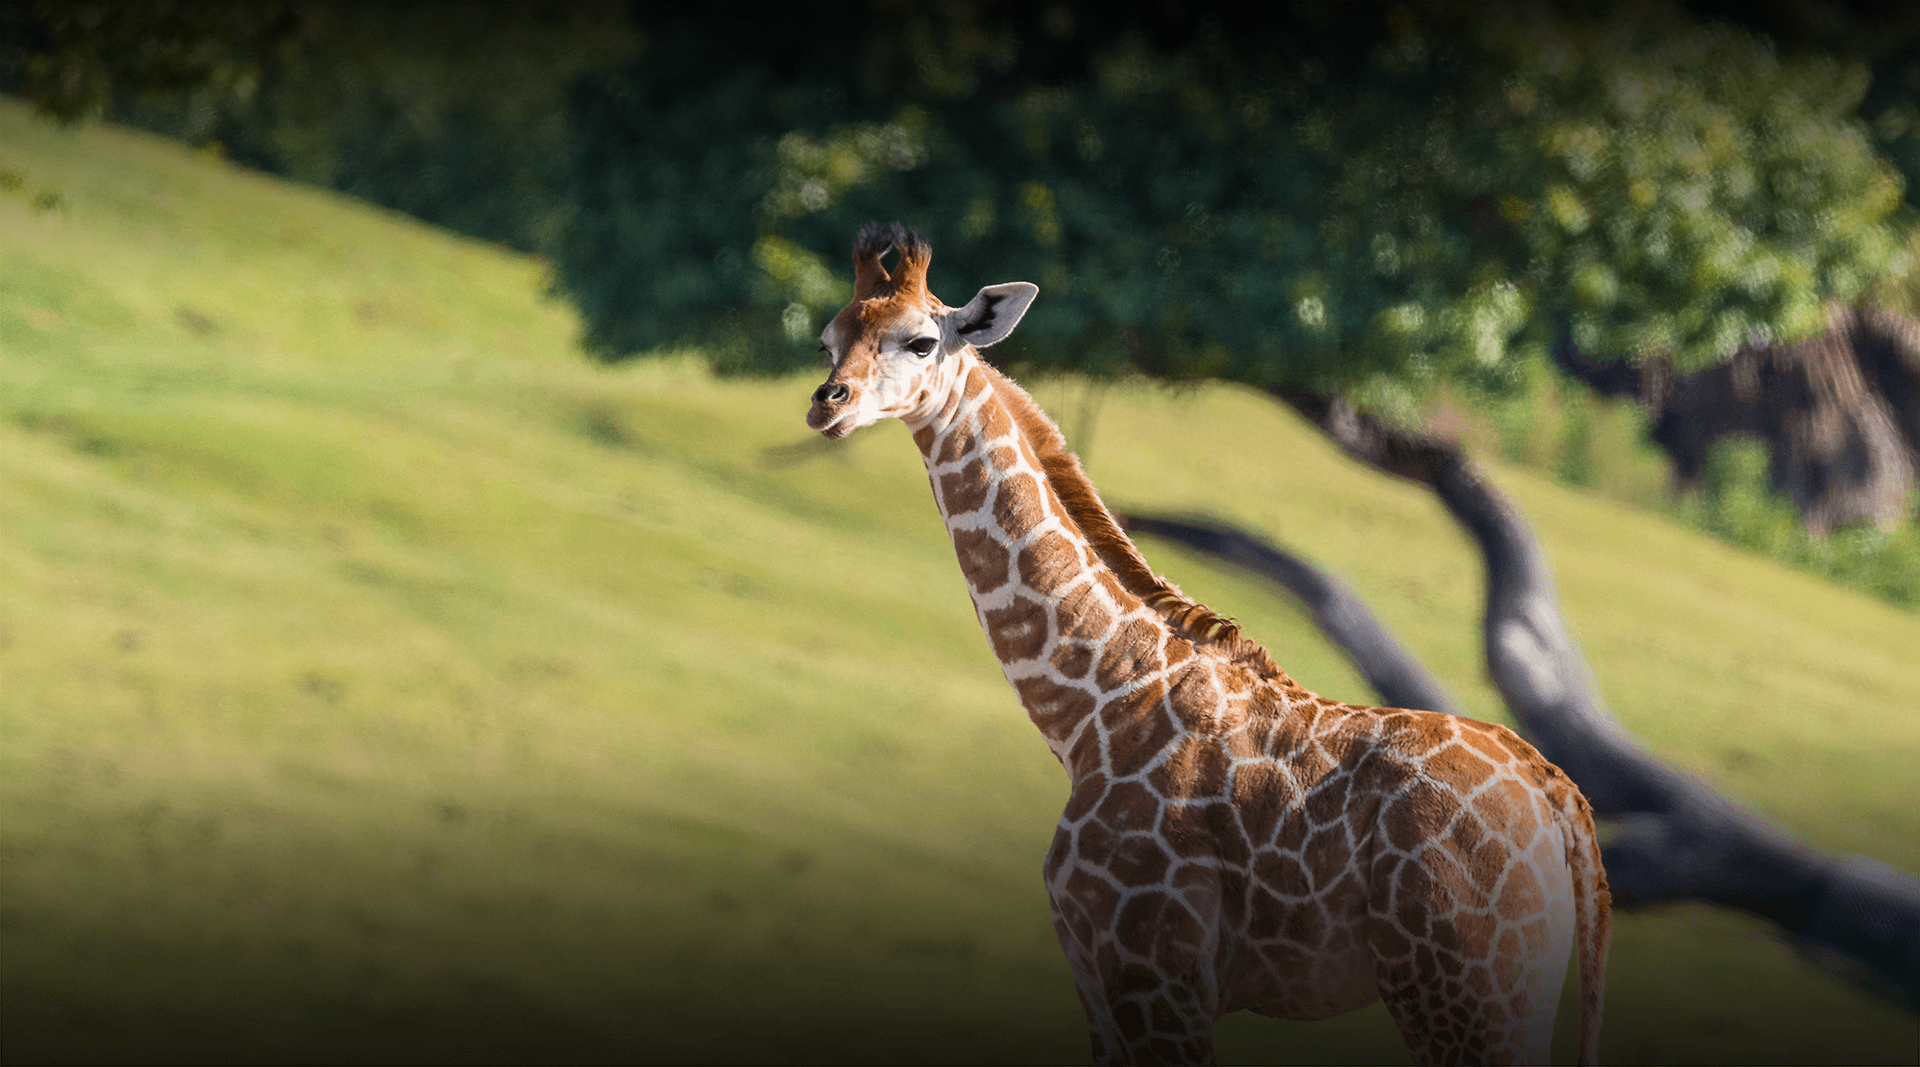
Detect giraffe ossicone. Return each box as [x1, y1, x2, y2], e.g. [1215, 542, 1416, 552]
[805, 221, 1611, 1066]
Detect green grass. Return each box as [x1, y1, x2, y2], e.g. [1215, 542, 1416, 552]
[2, 96, 1917, 1064]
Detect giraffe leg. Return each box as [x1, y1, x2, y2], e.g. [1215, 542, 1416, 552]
[1056, 945, 1125, 1063]
[1099, 971, 1218, 1066]
[1062, 975, 1216, 1065]
[1368, 849, 1579, 1065]
[1512, 831, 1580, 1064]
[1371, 919, 1574, 1066]
[1050, 913, 1218, 1065]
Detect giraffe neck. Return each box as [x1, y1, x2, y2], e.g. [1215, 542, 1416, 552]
[911, 356, 1171, 764]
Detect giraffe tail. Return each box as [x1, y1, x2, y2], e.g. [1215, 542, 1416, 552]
[1564, 791, 1612, 1067]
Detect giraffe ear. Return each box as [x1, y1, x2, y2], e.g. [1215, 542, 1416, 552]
[945, 282, 1038, 349]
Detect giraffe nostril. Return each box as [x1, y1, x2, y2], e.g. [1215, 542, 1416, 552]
[813, 382, 849, 405]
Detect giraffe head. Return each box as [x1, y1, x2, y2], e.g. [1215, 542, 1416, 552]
[805, 222, 1037, 439]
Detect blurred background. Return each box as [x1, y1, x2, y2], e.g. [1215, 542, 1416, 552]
[1, 2, 1917, 1062]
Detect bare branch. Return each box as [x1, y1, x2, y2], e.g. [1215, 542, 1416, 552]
[1117, 513, 1467, 718]
[1122, 386, 1920, 1012]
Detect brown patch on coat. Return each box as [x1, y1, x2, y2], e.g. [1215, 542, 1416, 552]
[1254, 851, 1312, 901]
[1303, 824, 1353, 892]
[1014, 675, 1097, 737]
[1304, 774, 1353, 827]
[1476, 783, 1540, 845]
[1095, 617, 1164, 692]
[970, 363, 1281, 675]
[1066, 772, 1108, 820]
[1158, 802, 1227, 862]
[1019, 529, 1082, 589]
[1146, 898, 1206, 970]
[1055, 580, 1117, 641]
[1496, 862, 1544, 920]
[984, 594, 1049, 662]
[1384, 714, 1457, 760]
[1447, 816, 1506, 895]
[1424, 744, 1497, 792]
[1272, 808, 1310, 853]
[1116, 890, 1175, 957]
[1051, 641, 1095, 679]
[935, 421, 972, 466]
[991, 470, 1043, 533]
[1102, 695, 1180, 772]
[1493, 929, 1524, 989]
[939, 459, 991, 515]
[951, 527, 1012, 594]
[1288, 741, 1335, 784]
[1066, 866, 1122, 931]
[1109, 834, 1174, 886]
[1164, 660, 1224, 736]
[1461, 721, 1523, 766]
[980, 393, 1014, 441]
[1148, 736, 1231, 800]
[934, 386, 965, 427]
[1097, 781, 1161, 833]
[1068, 730, 1105, 780]
[1045, 830, 1072, 879]
[1232, 762, 1300, 846]
[1383, 779, 1455, 853]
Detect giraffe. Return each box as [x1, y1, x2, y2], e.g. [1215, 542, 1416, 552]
[804, 222, 1611, 1066]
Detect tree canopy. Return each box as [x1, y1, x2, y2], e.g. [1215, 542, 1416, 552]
[553, 3, 1907, 397]
[4, 1, 1911, 392]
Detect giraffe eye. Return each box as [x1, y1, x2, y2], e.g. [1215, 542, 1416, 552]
[906, 337, 938, 358]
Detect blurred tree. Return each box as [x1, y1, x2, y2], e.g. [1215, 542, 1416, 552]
[0, 0, 312, 124]
[1688, 0, 1920, 213]
[7, 2, 1904, 383]
[0, 1, 641, 254]
[555, 3, 1904, 390]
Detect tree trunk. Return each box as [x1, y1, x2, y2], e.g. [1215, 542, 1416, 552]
[1553, 306, 1920, 534]
[1120, 386, 1920, 1013]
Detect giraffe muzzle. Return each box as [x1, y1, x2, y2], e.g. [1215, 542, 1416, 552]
[806, 381, 857, 438]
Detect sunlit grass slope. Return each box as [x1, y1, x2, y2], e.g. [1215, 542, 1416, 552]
[2, 97, 1916, 1064]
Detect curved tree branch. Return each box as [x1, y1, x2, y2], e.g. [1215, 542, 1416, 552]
[1123, 385, 1920, 1012]
[1115, 513, 1466, 719]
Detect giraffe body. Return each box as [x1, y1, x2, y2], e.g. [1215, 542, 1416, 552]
[806, 224, 1610, 1066]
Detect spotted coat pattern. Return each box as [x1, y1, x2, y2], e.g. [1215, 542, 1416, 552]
[806, 227, 1610, 1066]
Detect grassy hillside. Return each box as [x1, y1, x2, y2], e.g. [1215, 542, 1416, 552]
[2, 96, 1917, 1064]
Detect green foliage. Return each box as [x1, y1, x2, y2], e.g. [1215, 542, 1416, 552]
[1697, 2, 1920, 215]
[552, 4, 1903, 389]
[6, 2, 642, 255]
[0, 0, 309, 124]
[1498, 16, 1903, 371]
[1863, 228, 1920, 318]
[1443, 362, 1920, 610]
[8, 4, 1904, 391]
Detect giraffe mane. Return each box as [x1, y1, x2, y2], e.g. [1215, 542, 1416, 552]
[979, 365, 1282, 678]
